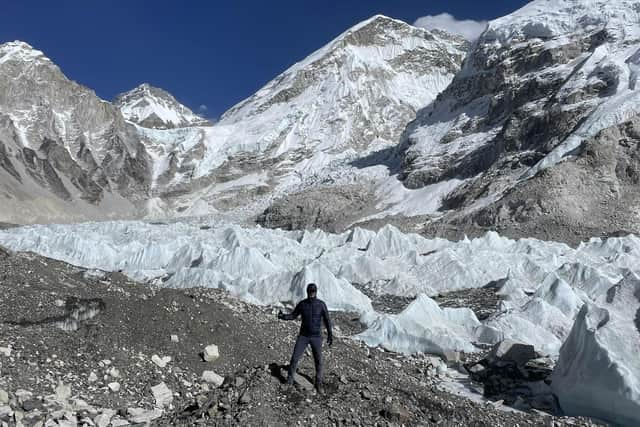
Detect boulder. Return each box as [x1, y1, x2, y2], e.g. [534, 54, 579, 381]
[381, 403, 411, 423]
[286, 371, 314, 392]
[94, 409, 116, 427]
[107, 382, 120, 393]
[152, 355, 172, 368]
[238, 391, 251, 405]
[488, 339, 536, 366]
[201, 371, 224, 387]
[203, 345, 219, 363]
[151, 382, 173, 407]
[127, 407, 163, 423]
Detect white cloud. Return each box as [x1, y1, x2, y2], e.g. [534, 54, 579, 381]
[198, 104, 208, 113]
[413, 13, 487, 41]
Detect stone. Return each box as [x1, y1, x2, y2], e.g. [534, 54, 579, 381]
[0, 390, 7, 405]
[151, 355, 171, 368]
[110, 417, 130, 427]
[234, 377, 245, 388]
[291, 374, 314, 392]
[0, 347, 11, 357]
[151, 382, 173, 407]
[171, 335, 179, 343]
[21, 399, 41, 412]
[488, 339, 536, 366]
[203, 345, 219, 362]
[127, 407, 163, 423]
[442, 350, 461, 365]
[467, 364, 486, 375]
[94, 410, 115, 427]
[108, 367, 120, 378]
[381, 403, 410, 423]
[201, 371, 224, 387]
[360, 389, 372, 400]
[238, 391, 251, 405]
[15, 390, 32, 405]
[107, 382, 120, 393]
[88, 372, 98, 383]
[0, 405, 11, 418]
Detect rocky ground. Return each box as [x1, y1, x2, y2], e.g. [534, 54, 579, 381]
[0, 247, 604, 426]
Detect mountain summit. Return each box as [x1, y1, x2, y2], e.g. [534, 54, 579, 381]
[114, 83, 209, 129]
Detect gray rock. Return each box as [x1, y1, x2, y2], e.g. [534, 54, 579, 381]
[203, 344, 219, 362]
[201, 371, 224, 387]
[290, 373, 315, 392]
[151, 382, 173, 407]
[94, 410, 115, 427]
[21, 399, 41, 412]
[127, 407, 163, 423]
[488, 339, 536, 366]
[238, 391, 251, 405]
[381, 403, 411, 423]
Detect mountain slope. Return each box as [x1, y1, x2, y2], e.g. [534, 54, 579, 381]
[0, 41, 151, 224]
[397, 0, 640, 243]
[114, 83, 209, 129]
[142, 15, 468, 220]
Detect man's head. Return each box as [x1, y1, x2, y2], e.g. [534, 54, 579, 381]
[306, 283, 318, 298]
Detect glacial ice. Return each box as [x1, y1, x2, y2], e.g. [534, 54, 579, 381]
[0, 221, 639, 424]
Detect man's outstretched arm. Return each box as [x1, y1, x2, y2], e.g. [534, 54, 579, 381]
[322, 302, 333, 346]
[278, 302, 301, 321]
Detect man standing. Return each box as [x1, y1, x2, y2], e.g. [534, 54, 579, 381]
[278, 283, 333, 393]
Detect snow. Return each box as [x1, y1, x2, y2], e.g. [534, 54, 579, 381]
[404, 0, 640, 223]
[0, 41, 48, 66]
[551, 284, 640, 425]
[0, 221, 639, 422]
[132, 15, 466, 216]
[364, 177, 464, 220]
[356, 294, 480, 354]
[115, 83, 207, 129]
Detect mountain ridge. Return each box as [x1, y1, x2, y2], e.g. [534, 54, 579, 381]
[114, 83, 210, 129]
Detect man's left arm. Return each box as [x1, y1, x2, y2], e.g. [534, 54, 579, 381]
[322, 302, 333, 346]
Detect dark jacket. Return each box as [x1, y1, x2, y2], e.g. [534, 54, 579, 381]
[281, 297, 333, 338]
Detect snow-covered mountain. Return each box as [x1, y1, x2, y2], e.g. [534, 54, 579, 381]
[139, 15, 468, 220]
[114, 83, 209, 129]
[400, 0, 640, 242]
[0, 16, 468, 225]
[0, 41, 151, 224]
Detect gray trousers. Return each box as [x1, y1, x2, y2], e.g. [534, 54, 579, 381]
[288, 335, 323, 386]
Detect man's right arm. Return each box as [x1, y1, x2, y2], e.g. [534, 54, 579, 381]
[278, 302, 301, 321]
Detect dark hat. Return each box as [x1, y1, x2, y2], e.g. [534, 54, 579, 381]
[306, 283, 317, 295]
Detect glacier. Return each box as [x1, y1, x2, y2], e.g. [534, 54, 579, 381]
[0, 220, 639, 423]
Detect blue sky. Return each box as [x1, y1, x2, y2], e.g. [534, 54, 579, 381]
[1, 1, 529, 118]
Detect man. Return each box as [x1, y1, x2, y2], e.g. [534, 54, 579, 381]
[278, 283, 333, 393]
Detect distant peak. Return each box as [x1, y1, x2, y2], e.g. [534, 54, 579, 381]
[0, 40, 49, 65]
[114, 83, 209, 129]
[349, 14, 411, 32]
[3, 40, 36, 50]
